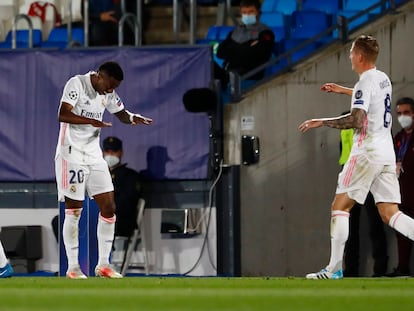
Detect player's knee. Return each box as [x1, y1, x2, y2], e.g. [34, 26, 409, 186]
[100, 201, 116, 218]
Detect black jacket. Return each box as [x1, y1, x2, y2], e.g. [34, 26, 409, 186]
[111, 164, 142, 237]
[217, 22, 275, 79]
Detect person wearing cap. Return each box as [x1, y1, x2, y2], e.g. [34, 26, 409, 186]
[102, 136, 142, 240]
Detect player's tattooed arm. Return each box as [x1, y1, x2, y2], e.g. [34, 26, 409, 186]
[322, 108, 366, 129]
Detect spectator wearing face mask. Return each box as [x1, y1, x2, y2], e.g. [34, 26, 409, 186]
[387, 97, 414, 277]
[213, 0, 275, 90]
[102, 136, 142, 239]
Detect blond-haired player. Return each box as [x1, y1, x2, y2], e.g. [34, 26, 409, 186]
[299, 35, 414, 279]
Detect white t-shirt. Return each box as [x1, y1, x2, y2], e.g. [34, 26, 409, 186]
[349, 68, 395, 165]
[55, 71, 125, 164]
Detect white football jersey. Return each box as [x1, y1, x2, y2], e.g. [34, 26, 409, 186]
[349, 68, 395, 165]
[55, 71, 125, 164]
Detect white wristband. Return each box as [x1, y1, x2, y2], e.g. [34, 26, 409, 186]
[126, 110, 140, 124]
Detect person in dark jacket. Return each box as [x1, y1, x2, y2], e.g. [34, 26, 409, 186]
[88, 0, 147, 46]
[388, 97, 414, 276]
[214, 0, 275, 89]
[103, 136, 142, 238]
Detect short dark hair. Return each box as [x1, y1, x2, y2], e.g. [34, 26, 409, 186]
[99, 61, 124, 81]
[396, 97, 414, 112]
[240, 0, 261, 11]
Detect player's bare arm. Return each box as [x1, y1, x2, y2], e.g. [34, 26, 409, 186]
[321, 83, 353, 96]
[114, 109, 153, 126]
[58, 102, 112, 127]
[299, 108, 366, 132]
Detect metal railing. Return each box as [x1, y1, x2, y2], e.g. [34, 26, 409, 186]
[118, 13, 140, 46]
[11, 14, 34, 49]
[173, 0, 197, 44]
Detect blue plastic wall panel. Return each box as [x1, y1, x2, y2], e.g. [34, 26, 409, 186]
[0, 47, 211, 181]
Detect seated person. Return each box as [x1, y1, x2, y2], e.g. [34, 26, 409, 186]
[103, 136, 142, 238]
[214, 0, 275, 89]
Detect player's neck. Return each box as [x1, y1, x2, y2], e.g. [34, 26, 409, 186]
[90, 73, 98, 92]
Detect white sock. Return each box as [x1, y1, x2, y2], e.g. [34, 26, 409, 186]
[97, 213, 116, 266]
[389, 211, 414, 240]
[326, 210, 349, 272]
[62, 209, 82, 269]
[0, 241, 8, 267]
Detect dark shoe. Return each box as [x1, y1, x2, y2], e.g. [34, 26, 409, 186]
[385, 268, 410, 277]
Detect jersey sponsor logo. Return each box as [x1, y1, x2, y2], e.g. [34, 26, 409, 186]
[355, 90, 363, 99]
[68, 90, 78, 101]
[354, 100, 364, 105]
[80, 109, 103, 119]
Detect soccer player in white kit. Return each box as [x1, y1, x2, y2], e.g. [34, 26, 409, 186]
[298, 35, 414, 279]
[55, 61, 152, 279]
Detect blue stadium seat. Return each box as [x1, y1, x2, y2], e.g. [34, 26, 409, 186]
[0, 29, 42, 48]
[260, 11, 285, 28]
[289, 10, 333, 43]
[302, 0, 342, 14]
[336, 0, 385, 33]
[261, 0, 278, 13]
[274, 0, 297, 15]
[206, 26, 220, 41]
[217, 26, 234, 41]
[41, 28, 84, 49]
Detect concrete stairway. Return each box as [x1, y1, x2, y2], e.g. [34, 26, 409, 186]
[143, 4, 237, 45]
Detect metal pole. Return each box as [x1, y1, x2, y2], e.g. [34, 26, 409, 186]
[189, 0, 197, 44]
[12, 14, 33, 49]
[68, 0, 73, 44]
[83, 0, 89, 47]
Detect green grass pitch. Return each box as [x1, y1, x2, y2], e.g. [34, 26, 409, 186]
[0, 277, 413, 311]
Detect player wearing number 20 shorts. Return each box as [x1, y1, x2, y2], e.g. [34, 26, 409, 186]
[55, 61, 152, 279]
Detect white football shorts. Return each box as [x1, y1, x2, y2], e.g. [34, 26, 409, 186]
[336, 154, 401, 205]
[55, 155, 114, 202]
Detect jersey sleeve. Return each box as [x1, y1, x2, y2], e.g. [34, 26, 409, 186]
[60, 76, 82, 107]
[105, 91, 125, 114]
[351, 78, 372, 112]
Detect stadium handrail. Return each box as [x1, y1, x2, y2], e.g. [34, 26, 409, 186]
[11, 14, 34, 49]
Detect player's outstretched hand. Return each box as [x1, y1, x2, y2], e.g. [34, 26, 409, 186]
[321, 83, 342, 93]
[91, 119, 112, 128]
[298, 119, 323, 133]
[132, 115, 153, 125]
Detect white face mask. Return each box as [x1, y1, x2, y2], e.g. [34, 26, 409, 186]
[104, 155, 120, 168]
[398, 115, 413, 129]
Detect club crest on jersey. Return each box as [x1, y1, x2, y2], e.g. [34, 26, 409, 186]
[355, 90, 363, 99]
[70, 185, 76, 193]
[68, 90, 78, 100]
[116, 96, 123, 107]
